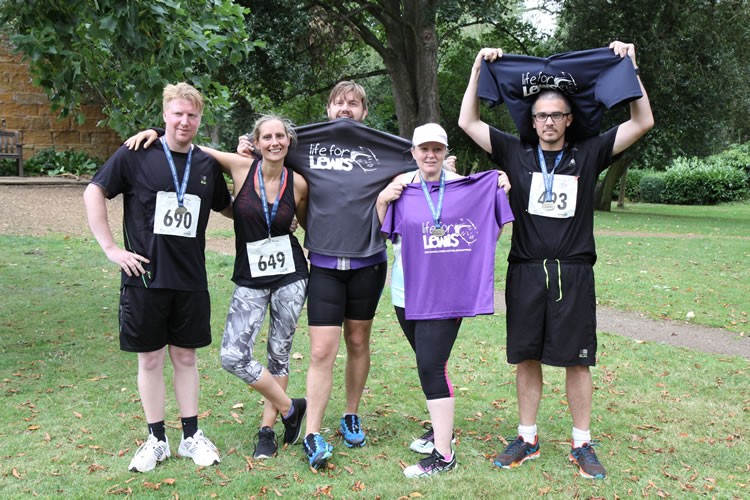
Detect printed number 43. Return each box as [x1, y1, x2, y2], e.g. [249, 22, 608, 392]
[537, 192, 567, 210]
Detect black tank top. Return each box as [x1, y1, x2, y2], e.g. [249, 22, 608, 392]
[231, 160, 308, 288]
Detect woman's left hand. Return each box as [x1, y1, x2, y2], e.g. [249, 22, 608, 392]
[497, 170, 511, 194]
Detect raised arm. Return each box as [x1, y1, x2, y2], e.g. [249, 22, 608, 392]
[610, 41, 655, 156]
[197, 145, 251, 177]
[458, 48, 503, 154]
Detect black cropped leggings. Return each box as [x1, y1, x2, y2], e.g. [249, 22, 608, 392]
[395, 306, 462, 400]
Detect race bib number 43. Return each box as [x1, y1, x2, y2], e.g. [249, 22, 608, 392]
[528, 172, 578, 219]
[153, 191, 201, 238]
[246, 235, 295, 277]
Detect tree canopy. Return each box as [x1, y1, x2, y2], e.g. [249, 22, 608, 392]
[2, 0, 748, 180]
[0, 0, 252, 137]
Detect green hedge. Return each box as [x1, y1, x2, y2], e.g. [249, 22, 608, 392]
[624, 143, 750, 205]
[661, 157, 749, 204]
[639, 171, 666, 203]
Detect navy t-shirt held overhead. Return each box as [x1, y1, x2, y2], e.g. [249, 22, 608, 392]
[478, 47, 642, 143]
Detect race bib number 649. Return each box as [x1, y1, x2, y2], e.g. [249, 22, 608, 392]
[246, 235, 295, 277]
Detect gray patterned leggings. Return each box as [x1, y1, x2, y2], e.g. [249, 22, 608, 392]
[220, 279, 307, 385]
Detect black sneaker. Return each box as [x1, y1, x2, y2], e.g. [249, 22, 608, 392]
[569, 442, 607, 479]
[493, 436, 540, 468]
[281, 398, 307, 445]
[403, 448, 457, 478]
[409, 425, 457, 455]
[253, 426, 278, 459]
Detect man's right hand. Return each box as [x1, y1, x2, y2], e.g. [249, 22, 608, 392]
[237, 134, 256, 158]
[105, 246, 150, 277]
[124, 130, 159, 150]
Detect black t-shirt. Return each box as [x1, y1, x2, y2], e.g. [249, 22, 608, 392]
[488, 126, 618, 264]
[285, 119, 414, 258]
[479, 47, 642, 144]
[91, 143, 231, 290]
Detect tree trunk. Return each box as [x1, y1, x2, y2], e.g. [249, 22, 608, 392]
[320, 0, 441, 138]
[617, 165, 629, 208]
[594, 156, 632, 211]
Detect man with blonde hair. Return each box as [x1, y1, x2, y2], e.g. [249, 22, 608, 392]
[84, 82, 232, 473]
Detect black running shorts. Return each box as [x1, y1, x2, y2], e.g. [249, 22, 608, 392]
[505, 261, 597, 366]
[119, 286, 212, 352]
[307, 263, 387, 326]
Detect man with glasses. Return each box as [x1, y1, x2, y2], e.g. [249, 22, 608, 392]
[459, 41, 653, 479]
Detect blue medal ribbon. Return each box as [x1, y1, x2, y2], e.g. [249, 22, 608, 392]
[536, 145, 564, 203]
[256, 160, 287, 239]
[419, 169, 446, 233]
[161, 138, 192, 209]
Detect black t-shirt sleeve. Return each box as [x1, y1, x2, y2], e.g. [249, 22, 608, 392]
[210, 165, 232, 212]
[91, 146, 133, 199]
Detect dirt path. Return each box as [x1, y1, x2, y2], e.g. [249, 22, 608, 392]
[2, 182, 747, 360]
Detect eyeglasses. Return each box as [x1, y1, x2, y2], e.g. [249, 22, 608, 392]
[532, 112, 571, 123]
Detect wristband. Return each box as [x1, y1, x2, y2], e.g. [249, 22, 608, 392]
[634, 67, 640, 76]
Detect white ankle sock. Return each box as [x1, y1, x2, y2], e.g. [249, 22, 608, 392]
[518, 424, 537, 444]
[572, 427, 591, 448]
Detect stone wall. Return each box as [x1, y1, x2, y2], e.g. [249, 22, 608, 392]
[0, 36, 122, 162]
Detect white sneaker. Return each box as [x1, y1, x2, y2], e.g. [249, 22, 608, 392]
[177, 430, 220, 466]
[128, 434, 170, 472]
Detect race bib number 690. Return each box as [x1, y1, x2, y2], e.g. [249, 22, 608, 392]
[153, 191, 201, 238]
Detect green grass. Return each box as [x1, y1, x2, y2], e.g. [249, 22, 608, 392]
[1, 203, 748, 498]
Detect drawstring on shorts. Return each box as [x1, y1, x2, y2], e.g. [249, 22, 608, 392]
[542, 258, 563, 302]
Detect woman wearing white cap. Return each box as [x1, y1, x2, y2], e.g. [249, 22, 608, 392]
[377, 123, 513, 477]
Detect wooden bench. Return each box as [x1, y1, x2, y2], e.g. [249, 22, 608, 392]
[0, 129, 24, 176]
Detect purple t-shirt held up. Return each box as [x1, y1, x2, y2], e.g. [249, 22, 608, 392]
[382, 170, 514, 320]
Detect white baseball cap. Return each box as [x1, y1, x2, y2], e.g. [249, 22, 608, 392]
[412, 123, 448, 147]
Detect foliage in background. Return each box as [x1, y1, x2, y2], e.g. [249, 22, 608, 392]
[0, 0, 254, 139]
[661, 158, 749, 205]
[635, 170, 664, 203]
[555, 0, 750, 168]
[222, 0, 541, 146]
[628, 142, 750, 205]
[0, 148, 102, 177]
[25, 147, 102, 177]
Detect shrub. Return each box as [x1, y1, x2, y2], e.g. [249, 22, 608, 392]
[661, 156, 749, 205]
[709, 142, 750, 186]
[639, 171, 666, 203]
[0, 158, 19, 176]
[24, 148, 102, 177]
[612, 168, 651, 202]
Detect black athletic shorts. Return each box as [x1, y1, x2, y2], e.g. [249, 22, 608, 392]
[505, 261, 597, 366]
[119, 286, 212, 352]
[307, 263, 387, 326]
